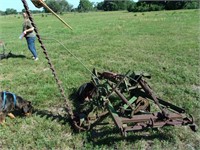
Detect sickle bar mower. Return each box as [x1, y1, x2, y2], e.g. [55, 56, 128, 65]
[26, 0, 197, 136]
[76, 69, 197, 136]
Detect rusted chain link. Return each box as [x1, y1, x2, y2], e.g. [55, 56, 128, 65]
[21, 0, 75, 121]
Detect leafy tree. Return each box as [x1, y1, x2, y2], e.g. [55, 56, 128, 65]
[78, 0, 93, 12]
[103, 1, 118, 11]
[44, 0, 72, 13]
[4, 8, 17, 15]
[92, 2, 98, 10]
[22, 9, 26, 13]
[127, 1, 136, 12]
[128, 0, 198, 12]
[184, 1, 199, 9]
[115, 0, 131, 10]
[165, 1, 186, 10]
[97, 2, 104, 10]
[44, 0, 60, 13]
[59, 0, 73, 12]
[97, 0, 132, 11]
[149, 4, 164, 11]
[0, 10, 5, 15]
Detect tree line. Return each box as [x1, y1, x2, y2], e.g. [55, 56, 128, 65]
[97, 0, 199, 12]
[127, 0, 199, 12]
[0, 0, 199, 15]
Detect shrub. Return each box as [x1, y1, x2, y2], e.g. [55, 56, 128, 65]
[184, 2, 199, 9]
[127, 2, 136, 12]
[149, 4, 164, 11]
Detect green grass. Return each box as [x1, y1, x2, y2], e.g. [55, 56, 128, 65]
[0, 9, 200, 149]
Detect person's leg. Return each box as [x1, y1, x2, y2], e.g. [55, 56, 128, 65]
[26, 37, 38, 59]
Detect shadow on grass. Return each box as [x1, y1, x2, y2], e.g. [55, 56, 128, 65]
[32, 106, 175, 147]
[31, 88, 84, 133]
[87, 128, 174, 147]
[32, 108, 71, 125]
[0, 52, 26, 60]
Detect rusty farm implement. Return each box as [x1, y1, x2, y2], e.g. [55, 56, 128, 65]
[76, 69, 197, 136]
[21, 0, 197, 136]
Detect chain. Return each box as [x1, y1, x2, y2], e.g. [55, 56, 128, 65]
[21, 0, 75, 122]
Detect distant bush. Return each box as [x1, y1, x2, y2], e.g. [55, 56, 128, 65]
[44, 0, 73, 13]
[97, 0, 132, 11]
[127, 2, 136, 12]
[184, 2, 199, 9]
[149, 4, 164, 11]
[77, 0, 93, 12]
[4, 8, 17, 15]
[103, 2, 119, 11]
[132, 2, 151, 12]
[127, 2, 164, 12]
[165, 1, 186, 10]
[97, 2, 104, 10]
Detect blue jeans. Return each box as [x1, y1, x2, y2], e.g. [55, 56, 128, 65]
[26, 37, 38, 58]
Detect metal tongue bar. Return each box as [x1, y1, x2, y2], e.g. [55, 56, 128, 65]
[31, 0, 73, 30]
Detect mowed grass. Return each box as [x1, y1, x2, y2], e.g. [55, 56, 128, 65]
[0, 9, 199, 149]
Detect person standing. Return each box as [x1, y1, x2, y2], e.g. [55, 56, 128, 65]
[22, 12, 38, 61]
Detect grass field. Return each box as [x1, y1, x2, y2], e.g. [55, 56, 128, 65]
[0, 9, 200, 149]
